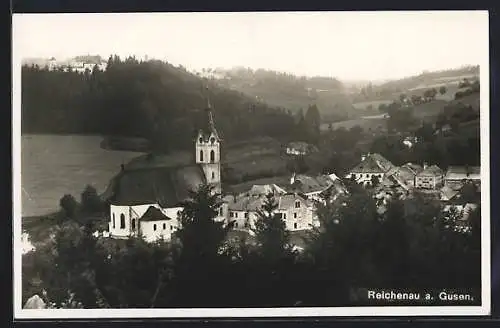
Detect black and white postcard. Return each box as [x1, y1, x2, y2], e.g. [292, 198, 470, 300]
[12, 11, 491, 318]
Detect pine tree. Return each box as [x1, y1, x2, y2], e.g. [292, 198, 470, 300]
[171, 184, 233, 307]
[253, 193, 292, 263]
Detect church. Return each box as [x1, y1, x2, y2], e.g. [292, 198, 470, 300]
[103, 100, 223, 243]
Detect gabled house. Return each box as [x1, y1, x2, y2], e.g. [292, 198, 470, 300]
[345, 153, 395, 186]
[285, 141, 319, 156]
[415, 164, 444, 190]
[289, 173, 346, 202]
[444, 166, 481, 190]
[225, 191, 318, 232]
[382, 162, 423, 191]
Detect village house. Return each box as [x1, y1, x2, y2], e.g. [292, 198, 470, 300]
[444, 166, 481, 190]
[225, 190, 319, 232]
[382, 162, 423, 191]
[345, 153, 395, 187]
[285, 141, 319, 156]
[289, 173, 346, 203]
[415, 164, 444, 190]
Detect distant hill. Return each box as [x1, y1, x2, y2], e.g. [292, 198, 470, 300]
[195, 67, 353, 121]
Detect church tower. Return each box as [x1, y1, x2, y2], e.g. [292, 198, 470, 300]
[195, 90, 222, 194]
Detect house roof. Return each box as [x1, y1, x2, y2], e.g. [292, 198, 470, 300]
[350, 153, 395, 174]
[401, 163, 424, 175]
[102, 165, 206, 207]
[440, 185, 460, 201]
[417, 165, 443, 177]
[278, 193, 312, 210]
[291, 174, 333, 194]
[140, 206, 173, 222]
[445, 166, 481, 180]
[227, 193, 311, 212]
[247, 184, 286, 197]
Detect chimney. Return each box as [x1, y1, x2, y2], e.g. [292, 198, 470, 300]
[120, 164, 125, 172]
[361, 154, 367, 161]
[290, 172, 296, 185]
[423, 162, 428, 170]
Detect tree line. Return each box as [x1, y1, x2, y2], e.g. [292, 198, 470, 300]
[23, 181, 481, 308]
[21, 56, 302, 153]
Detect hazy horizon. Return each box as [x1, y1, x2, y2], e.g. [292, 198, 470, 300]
[13, 11, 488, 81]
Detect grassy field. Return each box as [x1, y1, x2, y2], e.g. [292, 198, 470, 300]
[21, 135, 142, 217]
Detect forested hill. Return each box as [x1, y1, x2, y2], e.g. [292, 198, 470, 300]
[21, 56, 297, 152]
[197, 67, 353, 121]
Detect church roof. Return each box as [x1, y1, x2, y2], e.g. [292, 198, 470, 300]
[140, 206, 173, 222]
[103, 165, 207, 207]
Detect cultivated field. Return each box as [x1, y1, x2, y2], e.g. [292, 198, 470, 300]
[351, 99, 394, 110]
[320, 116, 387, 132]
[21, 135, 141, 217]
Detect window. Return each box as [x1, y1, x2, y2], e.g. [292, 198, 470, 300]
[170, 225, 174, 231]
[210, 150, 215, 163]
[219, 208, 223, 216]
[112, 214, 115, 229]
[163, 223, 166, 230]
[284, 214, 287, 220]
[244, 212, 249, 218]
[295, 201, 300, 208]
[211, 171, 215, 179]
[120, 214, 125, 229]
[294, 223, 298, 229]
[235, 212, 238, 218]
[244, 222, 249, 228]
[277, 213, 283, 219]
[230, 212, 234, 218]
[131, 219, 136, 230]
[199, 150, 204, 162]
[153, 224, 157, 231]
[234, 222, 238, 228]
[210, 137, 215, 144]
[199, 137, 203, 143]
[294, 213, 297, 219]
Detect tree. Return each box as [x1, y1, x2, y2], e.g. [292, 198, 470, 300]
[253, 193, 292, 262]
[304, 104, 321, 144]
[439, 86, 447, 95]
[171, 184, 234, 307]
[59, 194, 78, 220]
[80, 185, 103, 215]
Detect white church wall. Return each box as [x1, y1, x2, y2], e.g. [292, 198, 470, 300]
[140, 220, 174, 243]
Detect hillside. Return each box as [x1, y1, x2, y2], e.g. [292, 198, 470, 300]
[21, 56, 297, 152]
[197, 67, 353, 121]
[357, 65, 480, 102]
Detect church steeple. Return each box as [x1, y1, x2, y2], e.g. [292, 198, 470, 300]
[195, 85, 222, 193]
[200, 86, 220, 141]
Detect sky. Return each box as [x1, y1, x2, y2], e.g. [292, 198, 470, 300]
[12, 11, 488, 81]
